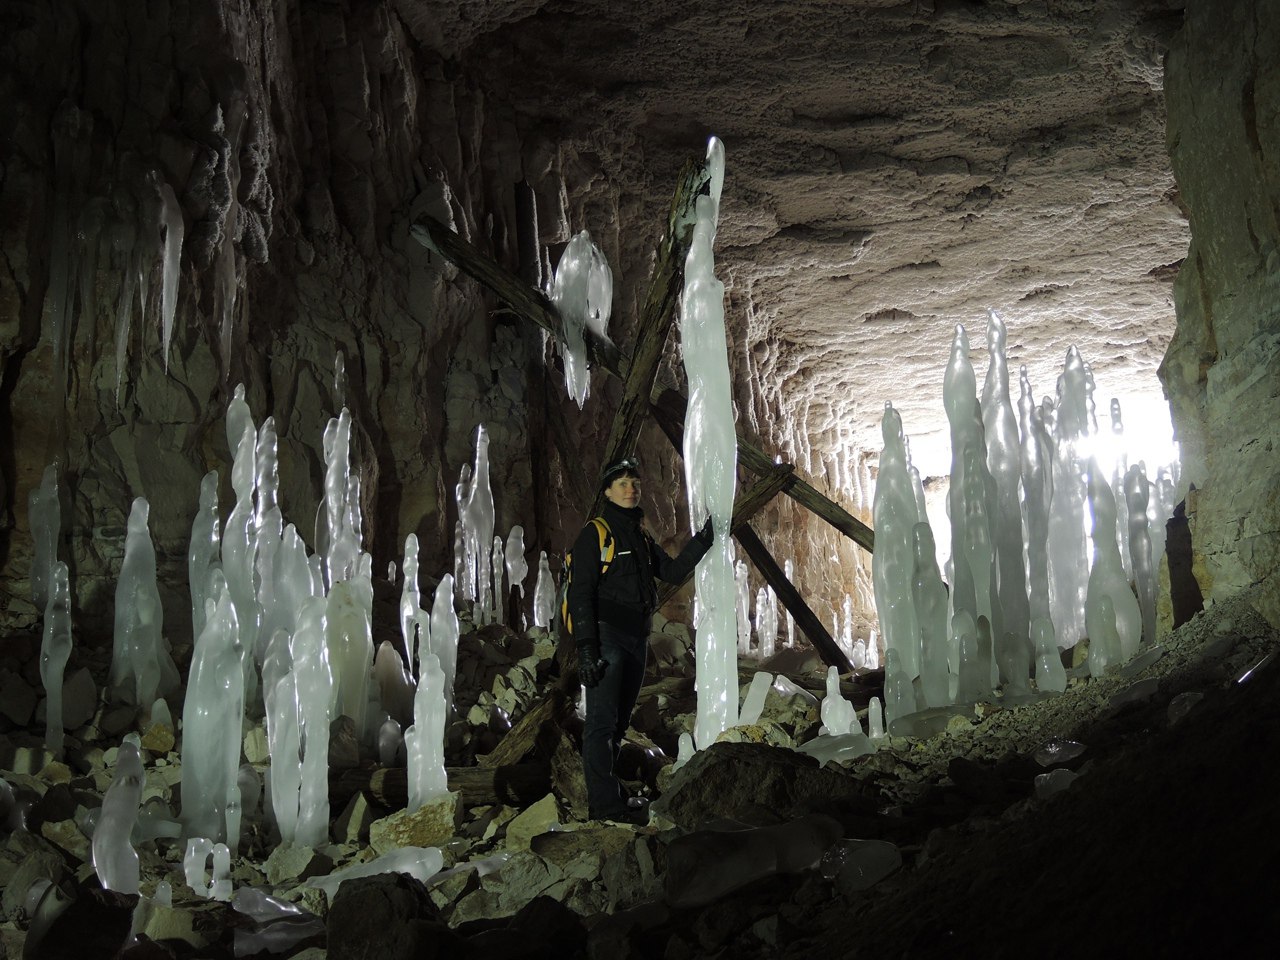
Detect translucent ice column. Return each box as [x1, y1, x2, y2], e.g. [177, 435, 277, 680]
[326, 566, 373, 734]
[223, 386, 260, 705]
[679, 137, 739, 748]
[1018, 369, 1053, 626]
[532, 551, 555, 629]
[399, 533, 422, 661]
[110, 497, 179, 706]
[40, 562, 73, 758]
[92, 734, 145, 895]
[872, 404, 921, 680]
[943, 326, 987, 642]
[1085, 462, 1142, 668]
[463, 426, 495, 617]
[980, 311, 1030, 660]
[428, 575, 460, 718]
[911, 524, 950, 708]
[1124, 464, 1157, 648]
[188, 471, 221, 643]
[405, 653, 449, 812]
[157, 181, 183, 372]
[504, 526, 529, 626]
[181, 578, 244, 847]
[736, 561, 752, 656]
[291, 595, 333, 847]
[28, 464, 60, 612]
[1047, 347, 1091, 647]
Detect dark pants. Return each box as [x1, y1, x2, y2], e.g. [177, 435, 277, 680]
[583, 621, 648, 818]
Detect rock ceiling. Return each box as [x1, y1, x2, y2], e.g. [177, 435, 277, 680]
[401, 0, 1190, 480]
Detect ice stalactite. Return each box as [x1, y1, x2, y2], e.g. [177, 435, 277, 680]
[157, 181, 184, 372]
[679, 137, 739, 748]
[548, 230, 612, 407]
[110, 207, 139, 409]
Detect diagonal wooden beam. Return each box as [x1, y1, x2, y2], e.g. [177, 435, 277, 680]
[410, 212, 875, 557]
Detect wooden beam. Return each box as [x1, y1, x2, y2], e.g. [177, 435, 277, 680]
[329, 762, 552, 810]
[594, 158, 710, 515]
[734, 522, 853, 673]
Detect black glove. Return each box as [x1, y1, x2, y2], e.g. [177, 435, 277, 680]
[578, 640, 606, 688]
[694, 517, 714, 547]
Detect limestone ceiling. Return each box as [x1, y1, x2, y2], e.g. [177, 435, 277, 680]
[402, 0, 1189, 480]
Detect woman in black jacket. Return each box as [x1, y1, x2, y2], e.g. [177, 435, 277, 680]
[566, 456, 713, 823]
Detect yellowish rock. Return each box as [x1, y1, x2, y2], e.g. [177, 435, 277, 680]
[368, 791, 462, 854]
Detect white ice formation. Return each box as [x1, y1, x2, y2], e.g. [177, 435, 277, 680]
[548, 229, 612, 407]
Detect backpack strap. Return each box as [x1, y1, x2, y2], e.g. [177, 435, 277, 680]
[589, 517, 615, 574]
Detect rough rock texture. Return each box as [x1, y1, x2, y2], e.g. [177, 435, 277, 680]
[1160, 0, 1280, 628]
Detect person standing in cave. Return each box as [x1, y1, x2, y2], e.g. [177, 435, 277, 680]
[566, 455, 714, 824]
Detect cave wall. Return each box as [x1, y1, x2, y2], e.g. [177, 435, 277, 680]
[1161, 0, 1280, 627]
[0, 0, 616, 642]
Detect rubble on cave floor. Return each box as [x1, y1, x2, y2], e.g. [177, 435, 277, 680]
[1, 592, 1277, 959]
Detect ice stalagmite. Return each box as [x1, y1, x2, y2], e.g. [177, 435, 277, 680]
[735, 560, 752, 655]
[428, 575, 460, 718]
[182, 578, 244, 847]
[1048, 347, 1092, 647]
[292, 596, 333, 847]
[326, 566, 373, 737]
[406, 653, 450, 812]
[93, 734, 145, 895]
[1085, 462, 1142, 667]
[40, 562, 72, 758]
[254, 417, 285, 663]
[1018, 368, 1053, 626]
[1109, 400, 1132, 579]
[783, 558, 796, 647]
[872, 404, 921, 680]
[819, 666, 857, 736]
[942, 326, 984, 642]
[1125, 464, 1157, 647]
[400, 534, 422, 661]
[223, 386, 260, 709]
[911, 523, 951, 708]
[504, 526, 529, 612]
[755, 587, 778, 659]
[110, 498, 179, 707]
[263, 631, 301, 845]
[549, 230, 612, 407]
[157, 182, 183, 372]
[464, 426, 496, 618]
[532, 552, 555, 629]
[189, 471, 221, 643]
[739, 672, 773, 726]
[453, 468, 472, 602]
[490, 535, 505, 622]
[1033, 618, 1067, 693]
[981, 311, 1030, 668]
[679, 137, 739, 748]
[321, 409, 359, 588]
[28, 464, 60, 612]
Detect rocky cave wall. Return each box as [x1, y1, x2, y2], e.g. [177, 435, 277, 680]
[0, 0, 632, 642]
[1160, 0, 1280, 629]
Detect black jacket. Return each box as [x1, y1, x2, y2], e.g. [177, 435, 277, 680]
[566, 500, 711, 643]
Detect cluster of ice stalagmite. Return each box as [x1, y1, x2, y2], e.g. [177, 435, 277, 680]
[548, 229, 613, 408]
[872, 311, 1178, 723]
[679, 136, 739, 748]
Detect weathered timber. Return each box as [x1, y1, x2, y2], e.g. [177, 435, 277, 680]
[651, 387, 874, 553]
[655, 463, 796, 606]
[594, 158, 711, 515]
[477, 688, 574, 769]
[329, 762, 551, 810]
[409, 211, 875, 557]
[734, 523, 853, 673]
